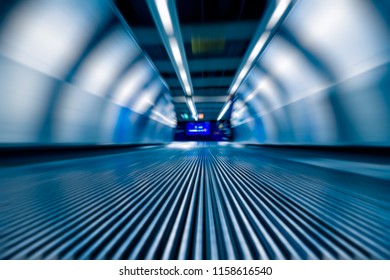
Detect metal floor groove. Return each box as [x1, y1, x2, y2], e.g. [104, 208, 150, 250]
[0, 144, 389, 259]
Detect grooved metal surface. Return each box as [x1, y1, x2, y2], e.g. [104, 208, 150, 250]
[0, 143, 389, 259]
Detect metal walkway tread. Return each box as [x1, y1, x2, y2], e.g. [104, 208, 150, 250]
[0, 143, 389, 259]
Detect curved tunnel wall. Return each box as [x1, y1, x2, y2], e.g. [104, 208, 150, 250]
[232, 0, 390, 146]
[0, 0, 176, 146]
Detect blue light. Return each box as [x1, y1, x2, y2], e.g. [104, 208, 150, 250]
[186, 122, 210, 135]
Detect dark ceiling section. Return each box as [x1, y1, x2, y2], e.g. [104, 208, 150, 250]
[114, 0, 154, 26]
[114, 0, 269, 121]
[176, 0, 267, 24]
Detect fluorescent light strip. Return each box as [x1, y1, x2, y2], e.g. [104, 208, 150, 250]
[185, 84, 191, 95]
[217, 100, 232, 121]
[266, 0, 291, 30]
[155, 0, 174, 36]
[169, 37, 183, 68]
[188, 100, 196, 116]
[228, 31, 270, 95]
[187, 98, 198, 120]
[247, 31, 270, 65]
[180, 68, 191, 95]
[152, 0, 196, 116]
[169, 36, 192, 95]
[228, 1, 292, 97]
[229, 31, 270, 96]
[219, 0, 293, 120]
[179, 68, 186, 79]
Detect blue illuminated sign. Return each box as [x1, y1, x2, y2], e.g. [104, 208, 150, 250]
[186, 122, 210, 135]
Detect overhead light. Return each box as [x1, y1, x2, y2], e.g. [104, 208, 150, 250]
[155, 0, 174, 36]
[238, 64, 250, 81]
[185, 84, 191, 95]
[217, 100, 232, 121]
[169, 37, 183, 67]
[228, 32, 270, 96]
[149, 0, 196, 113]
[227, 1, 294, 97]
[167, 36, 192, 94]
[179, 68, 186, 79]
[230, 84, 239, 95]
[247, 31, 270, 65]
[266, 0, 292, 30]
[221, 0, 295, 120]
[188, 101, 196, 116]
[187, 98, 198, 121]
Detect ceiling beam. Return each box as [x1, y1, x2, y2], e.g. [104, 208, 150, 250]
[132, 21, 258, 45]
[175, 103, 225, 110]
[154, 57, 241, 72]
[170, 87, 229, 96]
[166, 77, 232, 88]
[173, 95, 228, 103]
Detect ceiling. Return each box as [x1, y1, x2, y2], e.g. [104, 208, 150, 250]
[114, 0, 269, 122]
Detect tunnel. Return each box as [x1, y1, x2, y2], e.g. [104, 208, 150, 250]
[0, 0, 389, 260]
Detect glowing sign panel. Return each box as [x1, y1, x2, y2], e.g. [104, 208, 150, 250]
[186, 122, 210, 135]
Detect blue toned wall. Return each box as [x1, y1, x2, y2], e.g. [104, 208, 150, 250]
[231, 0, 390, 146]
[0, 0, 176, 146]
